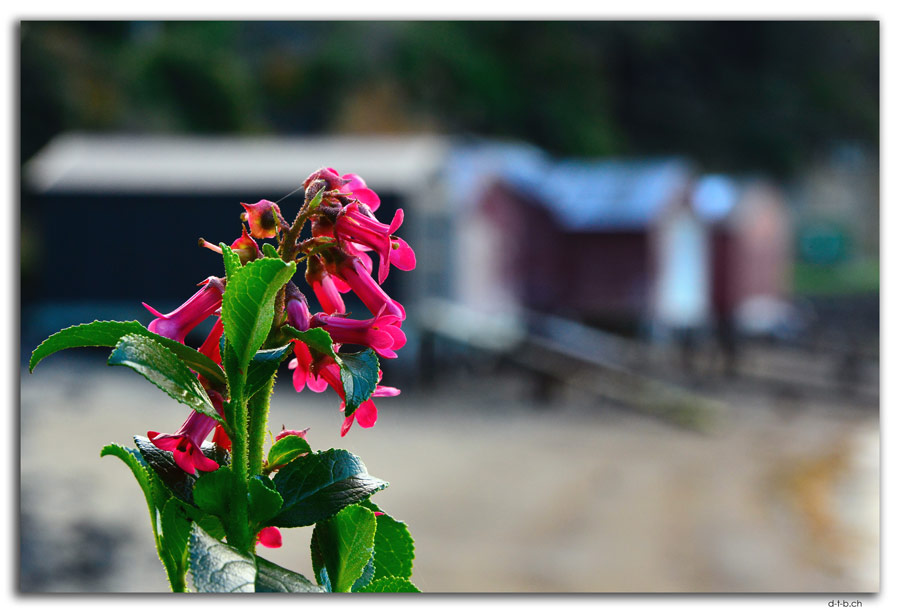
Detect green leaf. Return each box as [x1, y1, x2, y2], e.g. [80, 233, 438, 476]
[248, 476, 283, 527]
[356, 577, 420, 593]
[160, 498, 193, 575]
[102, 443, 187, 591]
[134, 435, 229, 505]
[266, 435, 312, 470]
[188, 524, 256, 593]
[362, 504, 415, 581]
[282, 326, 380, 416]
[255, 556, 325, 593]
[245, 345, 292, 399]
[261, 243, 279, 259]
[271, 449, 388, 527]
[307, 186, 324, 211]
[29, 320, 225, 386]
[310, 505, 377, 593]
[108, 334, 223, 425]
[221, 338, 242, 416]
[339, 349, 380, 417]
[221, 244, 241, 278]
[100, 443, 169, 512]
[351, 557, 375, 592]
[221, 257, 296, 371]
[284, 326, 339, 359]
[193, 467, 233, 518]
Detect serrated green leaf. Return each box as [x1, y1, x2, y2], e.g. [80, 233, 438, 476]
[271, 449, 388, 527]
[188, 524, 256, 593]
[310, 505, 377, 593]
[266, 435, 312, 470]
[255, 556, 325, 592]
[283, 326, 339, 359]
[245, 345, 292, 399]
[339, 349, 380, 417]
[160, 498, 193, 574]
[248, 476, 283, 527]
[261, 243, 279, 259]
[221, 257, 296, 371]
[101, 443, 188, 590]
[100, 443, 169, 512]
[221, 338, 242, 419]
[29, 320, 225, 386]
[357, 500, 416, 581]
[373, 512, 416, 580]
[221, 244, 241, 278]
[357, 577, 420, 593]
[134, 435, 229, 505]
[108, 334, 223, 425]
[351, 556, 375, 592]
[193, 467, 233, 518]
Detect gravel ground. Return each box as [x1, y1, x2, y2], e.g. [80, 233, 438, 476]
[19, 356, 879, 592]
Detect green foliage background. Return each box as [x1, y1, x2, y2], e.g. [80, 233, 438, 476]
[20, 21, 878, 178]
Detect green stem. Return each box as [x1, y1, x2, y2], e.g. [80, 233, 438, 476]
[274, 192, 315, 328]
[248, 375, 276, 477]
[224, 374, 253, 553]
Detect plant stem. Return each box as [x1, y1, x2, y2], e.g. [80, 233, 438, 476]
[225, 371, 253, 552]
[248, 375, 276, 477]
[274, 191, 315, 326]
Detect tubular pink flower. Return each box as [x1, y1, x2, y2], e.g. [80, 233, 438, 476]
[390, 237, 416, 271]
[288, 341, 314, 393]
[240, 200, 282, 239]
[340, 385, 401, 437]
[143, 277, 225, 343]
[148, 408, 220, 475]
[329, 255, 405, 321]
[311, 310, 406, 359]
[257, 527, 282, 549]
[341, 173, 381, 211]
[334, 203, 405, 284]
[198, 317, 224, 367]
[306, 257, 346, 315]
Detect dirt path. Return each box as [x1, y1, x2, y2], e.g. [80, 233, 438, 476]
[20, 358, 878, 592]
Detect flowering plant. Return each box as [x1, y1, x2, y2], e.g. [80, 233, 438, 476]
[29, 169, 418, 593]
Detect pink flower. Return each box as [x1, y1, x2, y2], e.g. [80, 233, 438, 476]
[143, 277, 225, 343]
[287, 340, 331, 394]
[341, 172, 381, 211]
[257, 526, 282, 548]
[334, 202, 405, 283]
[148, 399, 222, 475]
[311, 310, 406, 359]
[390, 236, 416, 271]
[340, 384, 401, 437]
[327, 254, 405, 321]
[305, 256, 346, 315]
[289, 358, 399, 437]
[197, 317, 224, 367]
[240, 199, 282, 239]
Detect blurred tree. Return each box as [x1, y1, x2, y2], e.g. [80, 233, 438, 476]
[19, 20, 878, 177]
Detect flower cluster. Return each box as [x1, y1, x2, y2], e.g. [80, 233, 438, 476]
[144, 167, 414, 477]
